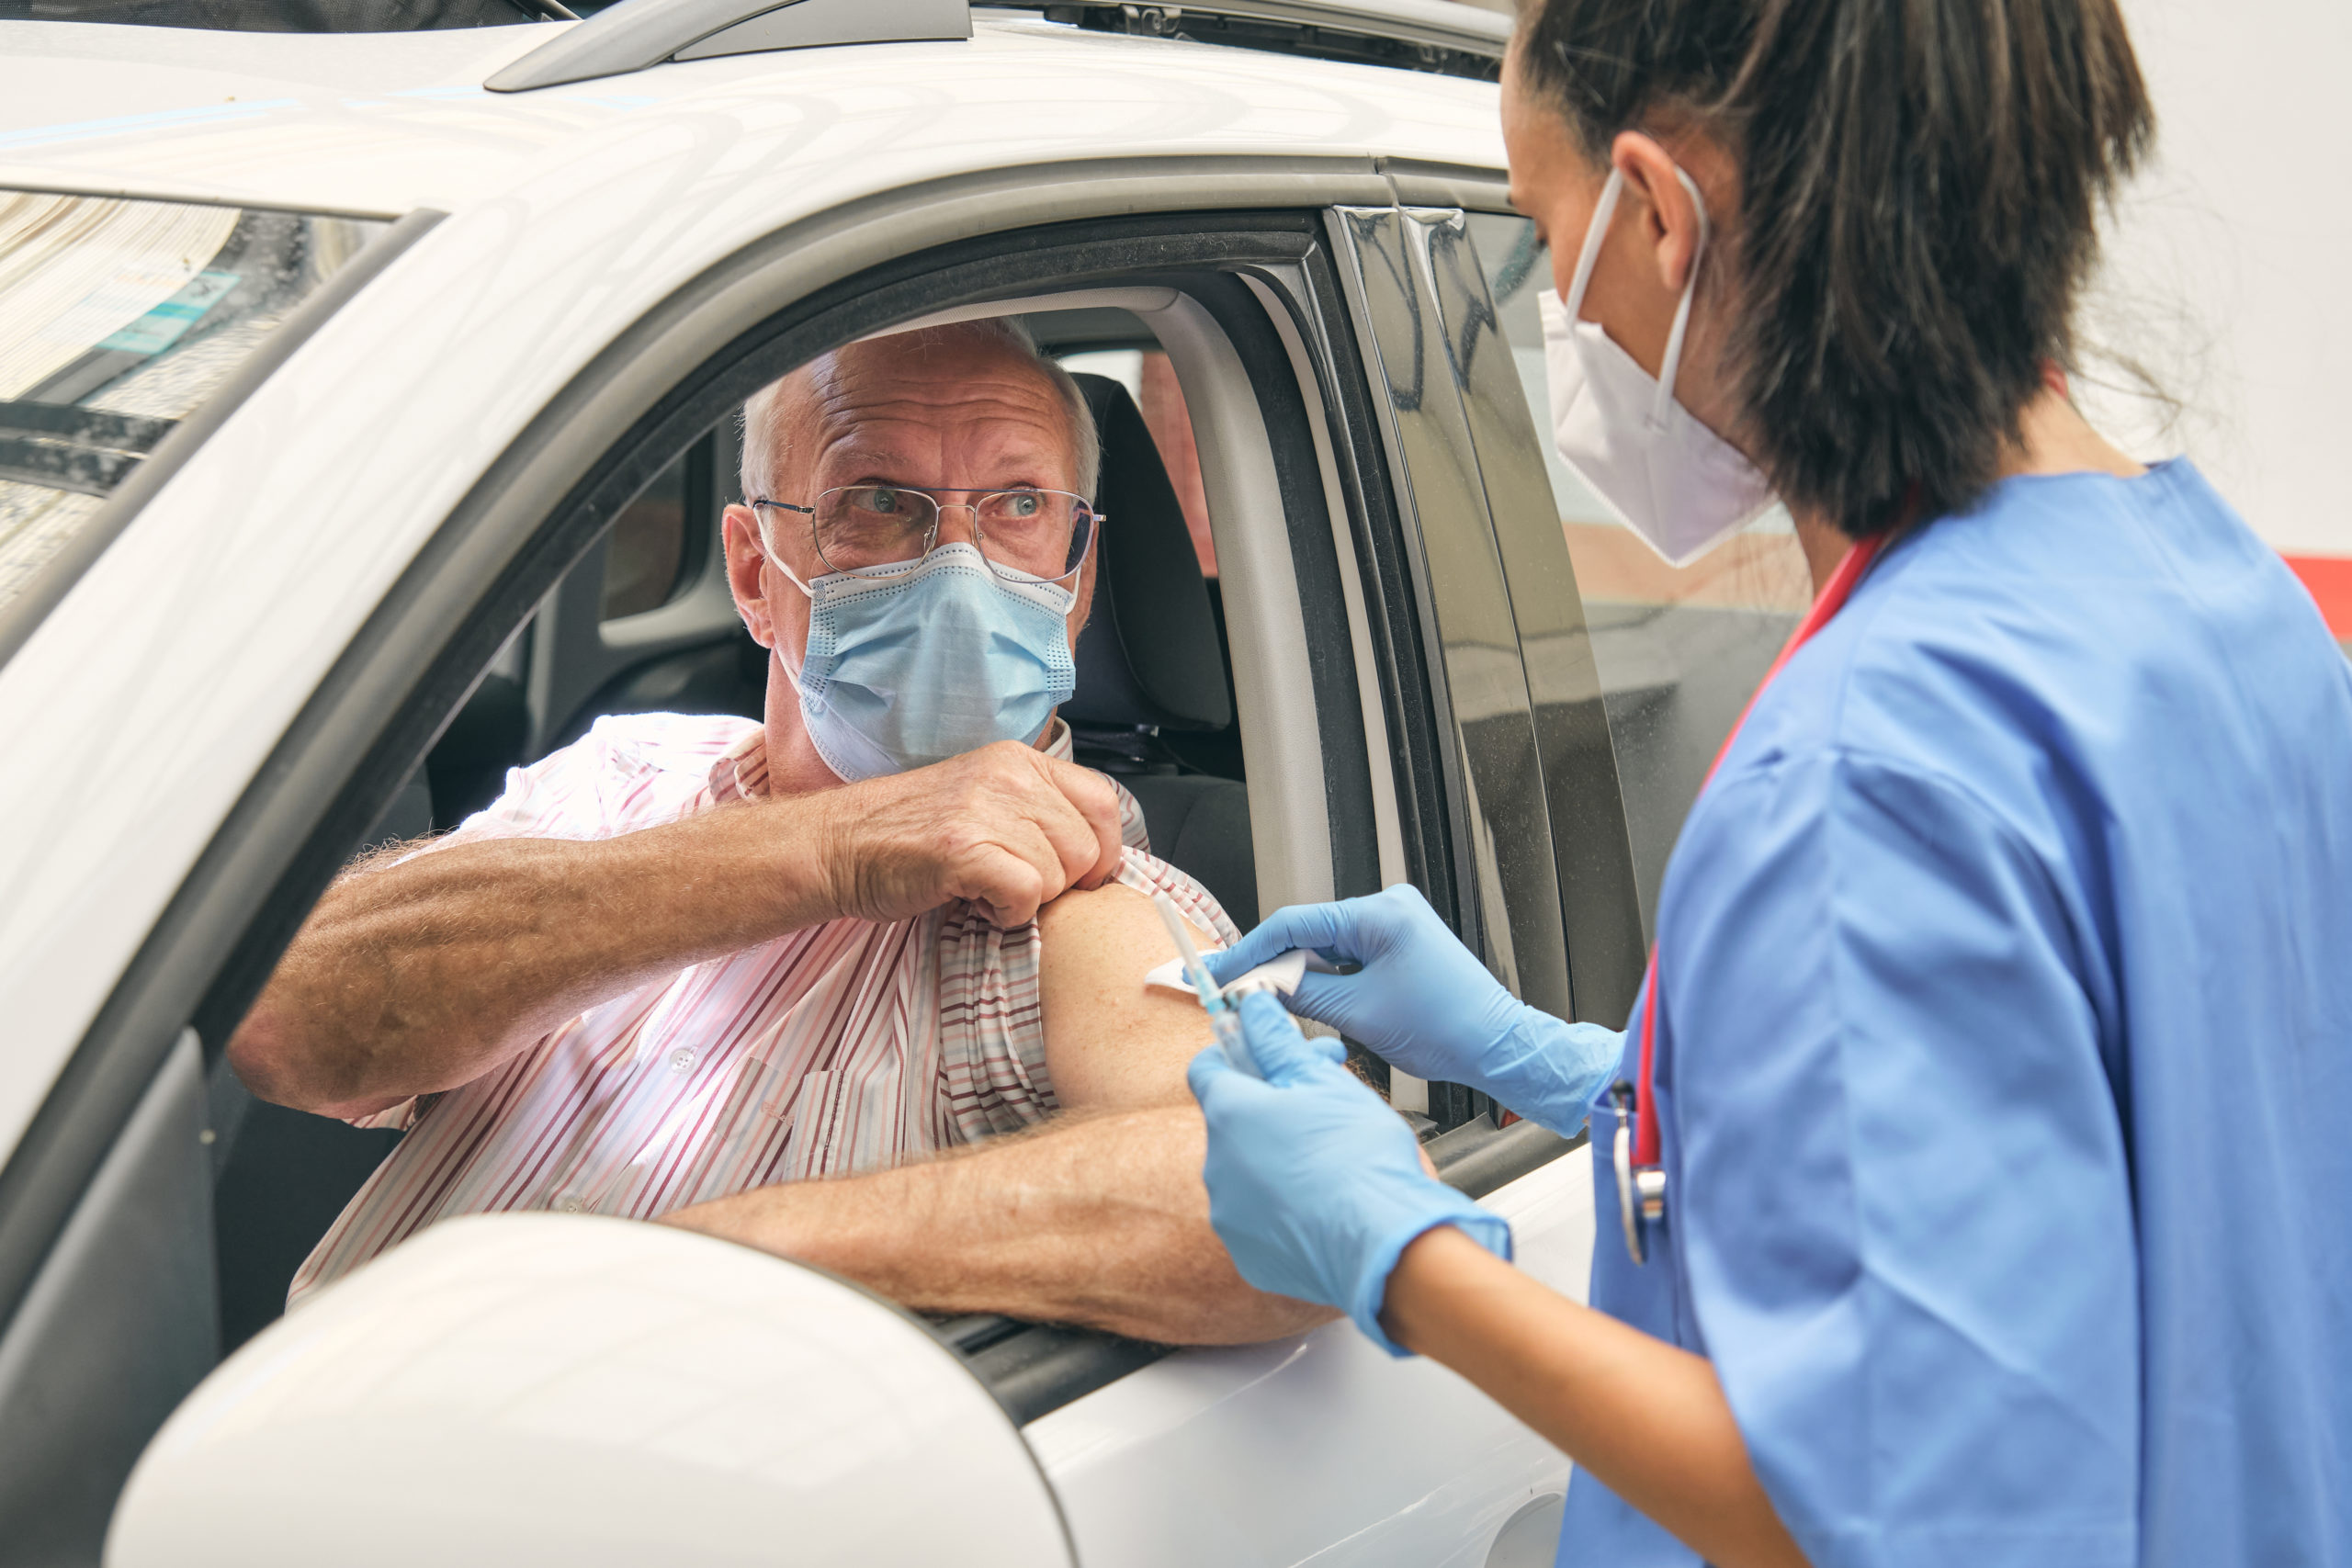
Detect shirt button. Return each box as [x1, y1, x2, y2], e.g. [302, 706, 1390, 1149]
[669, 1047, 695, 1073]
[558, 1198, 582, 1213]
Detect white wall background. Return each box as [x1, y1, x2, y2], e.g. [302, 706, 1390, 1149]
[2085, 0, 2351, 556]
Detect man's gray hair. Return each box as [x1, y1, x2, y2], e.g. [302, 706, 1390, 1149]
[738, 317, 1101, 506]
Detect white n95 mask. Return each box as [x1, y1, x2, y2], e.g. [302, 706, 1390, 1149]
[760, 538, 1077, 784]
[1543, 164, 1774, 567]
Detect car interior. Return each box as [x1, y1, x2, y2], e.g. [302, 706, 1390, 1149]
[209, 308, 1271, 1353]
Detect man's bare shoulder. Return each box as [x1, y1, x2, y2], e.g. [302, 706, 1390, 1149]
[1034, 881, 1217, 1112]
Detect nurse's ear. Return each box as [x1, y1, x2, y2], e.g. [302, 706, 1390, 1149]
[1608, 130, 1717, 297]
[1601, 127, 1748, 441]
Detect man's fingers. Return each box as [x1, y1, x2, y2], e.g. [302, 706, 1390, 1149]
[1039, 755, 1125, 890]
[1019, 795, 1097, 900]
[959, 844, 1050, 929]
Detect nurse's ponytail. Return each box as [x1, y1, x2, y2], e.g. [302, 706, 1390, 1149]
[1515, 0, 2154, 536]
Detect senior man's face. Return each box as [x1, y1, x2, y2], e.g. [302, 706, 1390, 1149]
[721, 329, 1099, 789]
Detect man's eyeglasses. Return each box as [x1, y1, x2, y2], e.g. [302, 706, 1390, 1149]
[752, 486, 1102, 584]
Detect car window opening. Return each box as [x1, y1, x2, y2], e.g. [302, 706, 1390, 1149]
[219, 303, 1277, 1352]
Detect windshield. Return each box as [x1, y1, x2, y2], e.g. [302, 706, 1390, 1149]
[0, 191, 388, 622]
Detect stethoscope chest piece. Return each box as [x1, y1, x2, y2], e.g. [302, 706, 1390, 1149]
[1609, 1079, 1668, 1263]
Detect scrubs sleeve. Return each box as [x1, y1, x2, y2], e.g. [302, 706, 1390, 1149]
[1663, 750, 2139, 1568]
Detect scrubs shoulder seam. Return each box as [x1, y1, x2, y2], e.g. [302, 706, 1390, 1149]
[1689, 740, 2095, 1067]
[1702, 739, 2051, 880]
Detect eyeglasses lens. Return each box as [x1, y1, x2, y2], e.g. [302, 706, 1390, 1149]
[813, 487, 1094, 581]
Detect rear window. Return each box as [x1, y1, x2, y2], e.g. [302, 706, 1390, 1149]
[0, 191, 388, 619]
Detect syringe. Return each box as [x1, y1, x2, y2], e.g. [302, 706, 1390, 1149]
[1151, 891, 1260, 1078]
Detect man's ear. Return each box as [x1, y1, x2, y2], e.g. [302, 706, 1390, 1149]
[1066, 546, 1099, 645]
[722, 504, 775, 649]
[1610, 130, 1705, 296]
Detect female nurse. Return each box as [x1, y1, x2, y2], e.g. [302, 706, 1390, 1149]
[1186, 1, 2352, 1565]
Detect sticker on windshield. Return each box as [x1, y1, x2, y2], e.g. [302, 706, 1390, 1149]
[94, 269, 242, 356]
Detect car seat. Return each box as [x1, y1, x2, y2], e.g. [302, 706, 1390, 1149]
[1063, 373, 1258, 927]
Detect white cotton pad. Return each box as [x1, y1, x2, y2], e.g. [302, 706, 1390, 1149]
[1145, 948, 1331, 1001]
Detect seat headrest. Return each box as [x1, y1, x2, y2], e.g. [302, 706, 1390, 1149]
[1064, 372, 1232, 733]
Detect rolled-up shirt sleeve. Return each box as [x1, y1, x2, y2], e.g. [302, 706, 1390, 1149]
[1658, 748, 2139, 1568]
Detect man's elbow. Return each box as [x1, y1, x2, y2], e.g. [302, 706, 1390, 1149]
[1167, 1287, 1342, 1347]
[225, 1000, 384, 1118]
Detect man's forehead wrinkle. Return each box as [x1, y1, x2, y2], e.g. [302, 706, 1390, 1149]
[818, 366, 1063, 422]
[764, 331, 1080, 498]
[829, 332, 1063, 408]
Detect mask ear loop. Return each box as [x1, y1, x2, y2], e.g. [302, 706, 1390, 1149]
[1560, 165, 1624, 325]
[752, 508, 818, 698]
[1650, 165, 1713, 432]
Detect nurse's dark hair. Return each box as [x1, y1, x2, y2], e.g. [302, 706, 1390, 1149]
[1514, 0, 2154, 535]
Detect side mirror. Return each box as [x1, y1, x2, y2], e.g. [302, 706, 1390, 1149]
[108, 1214, 1073, 1567]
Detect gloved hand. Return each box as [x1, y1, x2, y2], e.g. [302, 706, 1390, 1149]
[1204, 885, 1624, 1136]
[1188, 991, 1511, 1356]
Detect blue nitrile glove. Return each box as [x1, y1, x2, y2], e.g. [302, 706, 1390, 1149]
[1204, 884, 1624, 1137]
[1188, 991, 1512, 1356]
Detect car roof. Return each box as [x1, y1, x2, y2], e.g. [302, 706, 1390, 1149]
[0, 13, 1506, 219]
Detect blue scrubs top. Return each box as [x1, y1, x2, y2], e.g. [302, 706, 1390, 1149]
[1565, 462, 2352, 1568]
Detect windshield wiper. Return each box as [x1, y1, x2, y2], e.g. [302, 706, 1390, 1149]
[0, 400, 175, 495]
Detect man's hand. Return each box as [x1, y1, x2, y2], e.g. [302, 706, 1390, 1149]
[809, 740, 1124, 928]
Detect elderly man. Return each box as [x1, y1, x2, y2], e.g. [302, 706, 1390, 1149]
[230, 321, 1317, 1344]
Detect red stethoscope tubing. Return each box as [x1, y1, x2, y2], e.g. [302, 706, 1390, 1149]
[1629, 531, 1888, 1170]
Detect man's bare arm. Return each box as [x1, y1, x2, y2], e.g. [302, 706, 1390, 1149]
[230, 743, 1124, 1118]
[659, 879, 1336, 1342]
[1033, 880, 1217, 1112]
[661, 1105, 1327, 1342]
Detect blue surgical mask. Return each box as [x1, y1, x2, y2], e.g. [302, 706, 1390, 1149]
[762, 539, 1078, 783]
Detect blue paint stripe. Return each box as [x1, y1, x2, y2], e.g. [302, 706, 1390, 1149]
[0, 98, 300, 152]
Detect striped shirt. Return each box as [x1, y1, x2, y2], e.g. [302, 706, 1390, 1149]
[288, 713, 1235, 1305]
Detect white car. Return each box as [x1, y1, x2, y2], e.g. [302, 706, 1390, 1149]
[0, 3, 1809, 1562]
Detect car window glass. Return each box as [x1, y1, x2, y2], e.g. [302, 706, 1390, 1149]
[1466, 211, 1809, 937]
[0, 192, 388, 620]
[601, 459, 686, 619]
[599, 434, 720, 621]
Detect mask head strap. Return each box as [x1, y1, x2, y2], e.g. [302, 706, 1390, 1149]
[1561, 166, 1624, 323]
